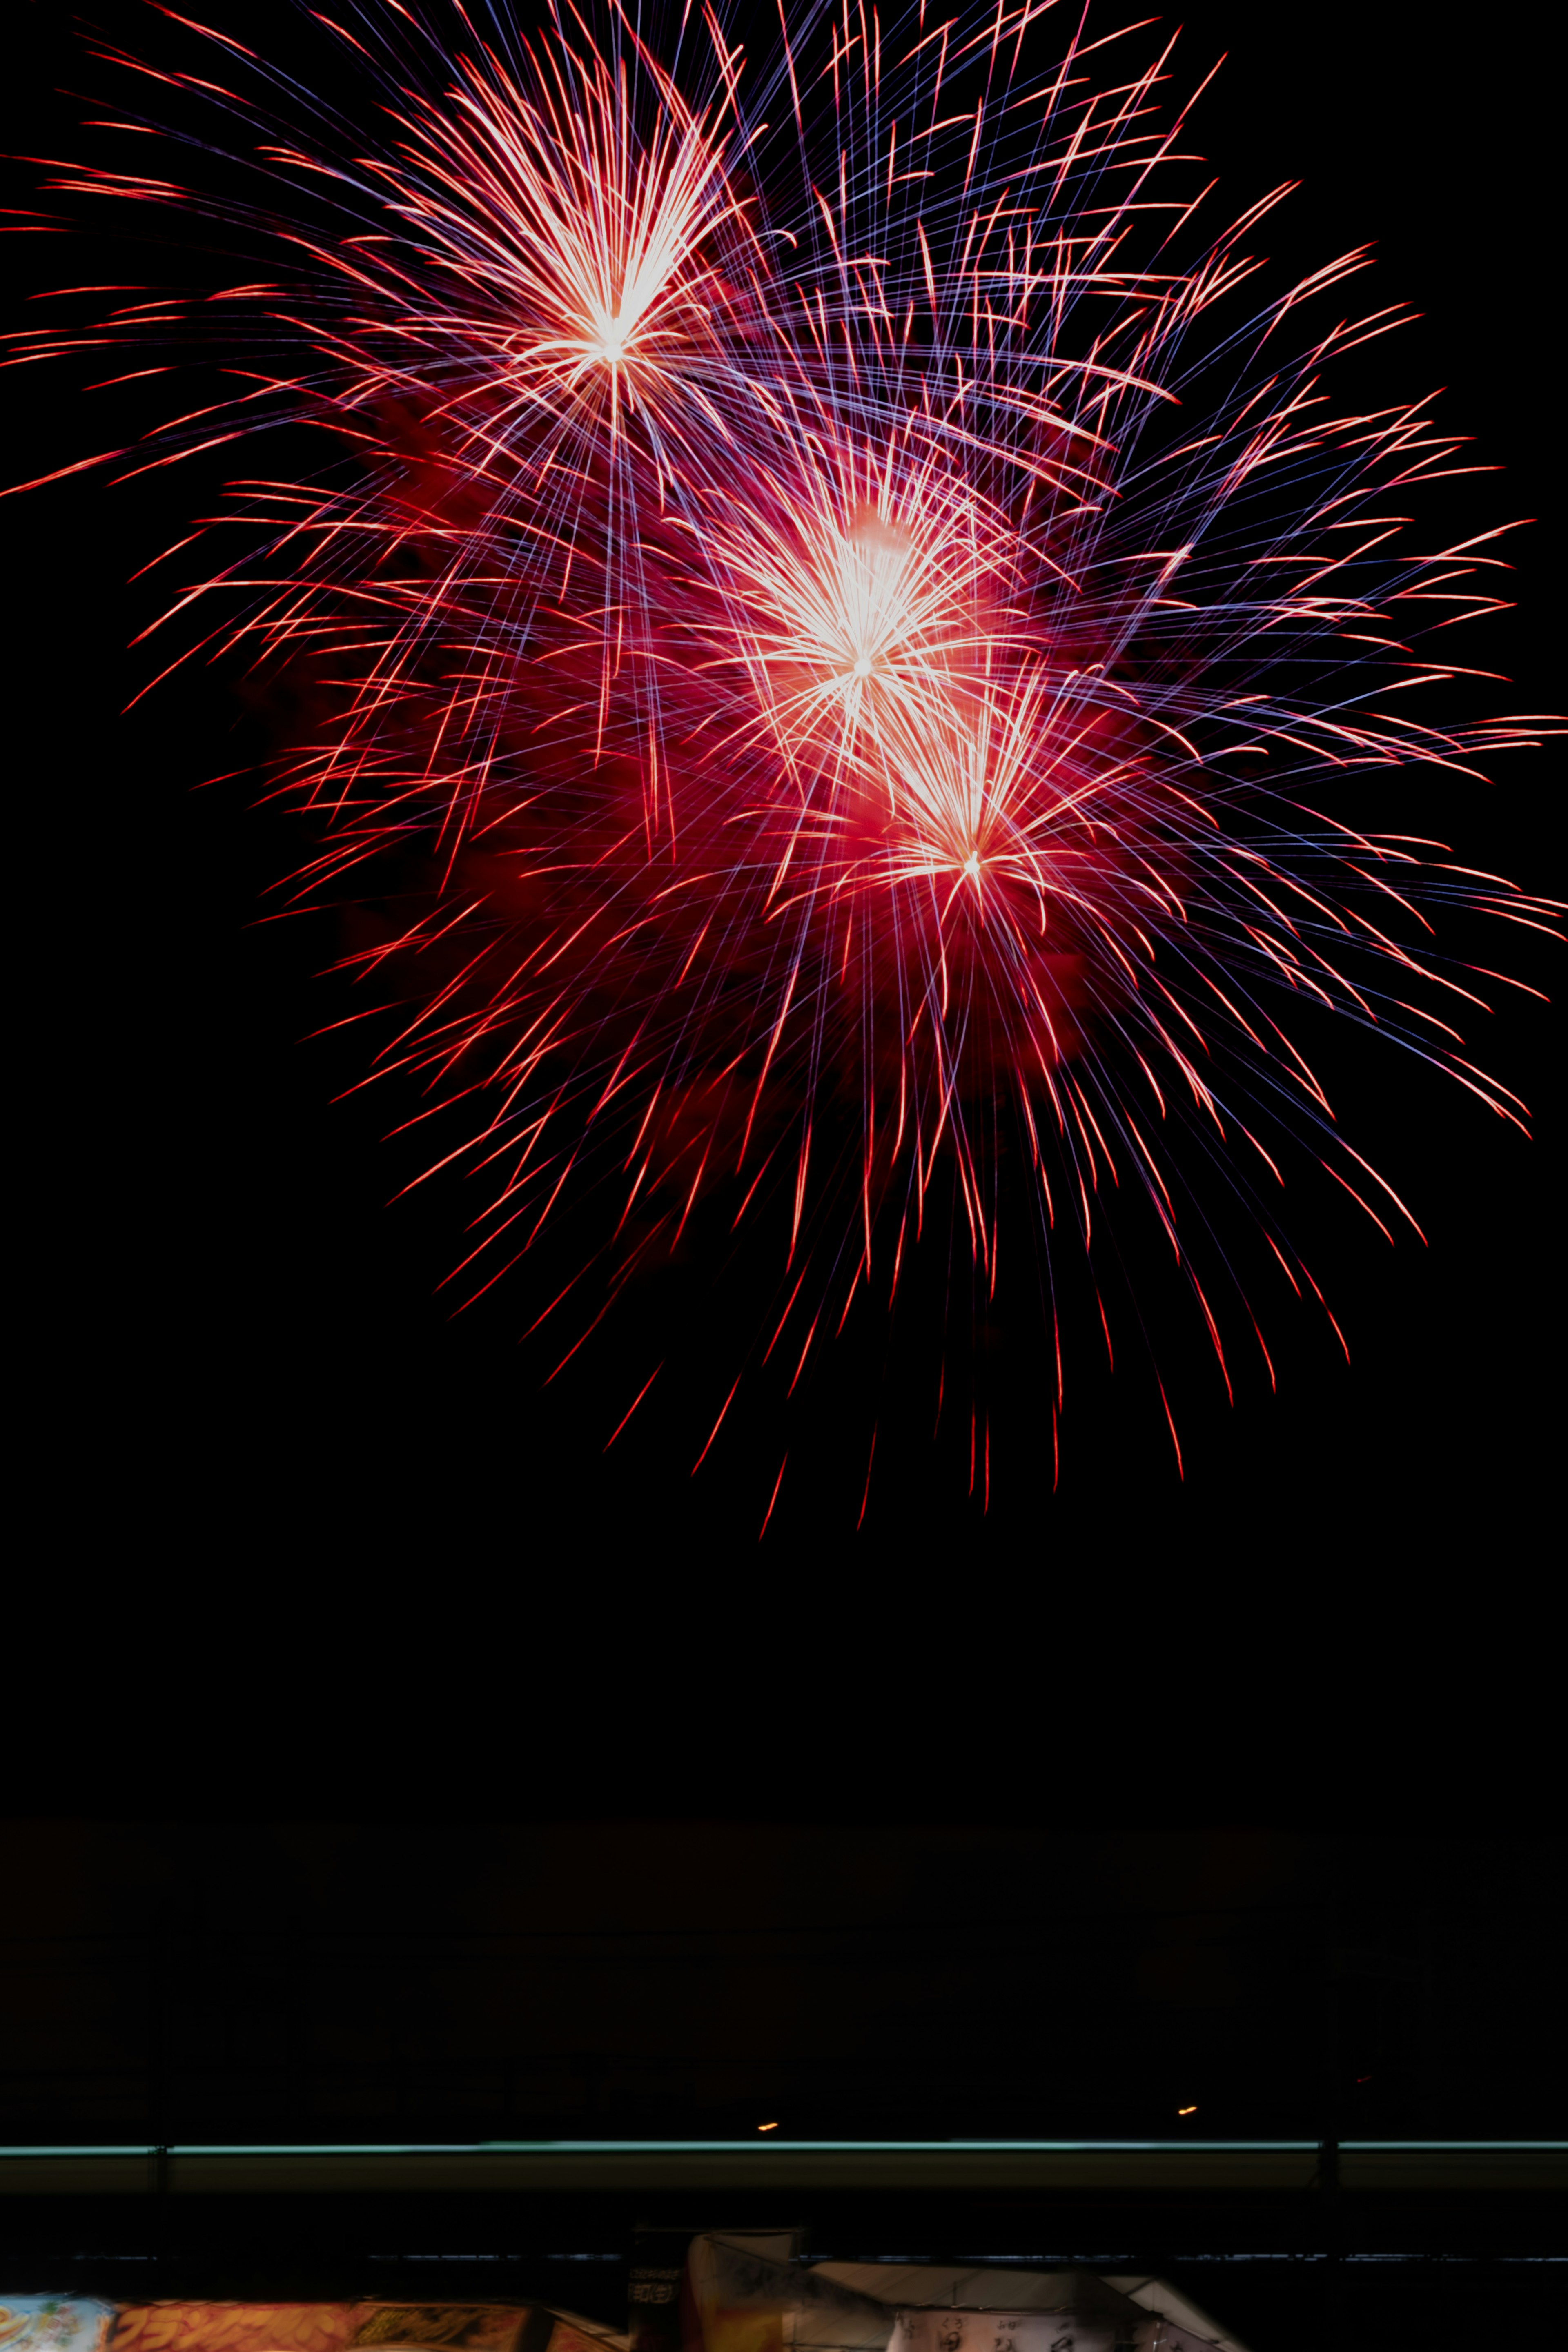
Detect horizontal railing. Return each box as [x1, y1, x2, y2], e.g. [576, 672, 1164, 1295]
[0, 2139, 1563, 2193]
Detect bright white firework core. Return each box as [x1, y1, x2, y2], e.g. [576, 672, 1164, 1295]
[590, 310, 628, 363]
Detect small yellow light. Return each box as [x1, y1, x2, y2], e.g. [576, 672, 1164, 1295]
[1178, 2105, 1197, 2116]
[757, 2121, 778, 2132]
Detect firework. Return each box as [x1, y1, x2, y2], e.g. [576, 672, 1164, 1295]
[12, 0, 1559, 1510]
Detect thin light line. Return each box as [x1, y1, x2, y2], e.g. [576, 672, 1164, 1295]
[1339, 2140, 1568, 2152]
[0, 2138, 1561, 2157]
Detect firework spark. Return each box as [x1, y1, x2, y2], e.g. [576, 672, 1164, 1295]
[11, 0, 1559, 1506]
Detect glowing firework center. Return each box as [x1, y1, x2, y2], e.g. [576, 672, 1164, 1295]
[31, 0, 1555, 1486]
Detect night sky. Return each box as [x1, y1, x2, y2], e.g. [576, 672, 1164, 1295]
[6, 1818, 1565, 2143]
[2, 1820, 1565, 2352]
[6, 0, 1561, 1591]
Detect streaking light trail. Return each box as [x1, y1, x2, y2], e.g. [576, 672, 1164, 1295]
[13, 0, 1560, 1506]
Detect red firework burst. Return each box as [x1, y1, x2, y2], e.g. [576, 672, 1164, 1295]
[10, 0, 1561, 1515]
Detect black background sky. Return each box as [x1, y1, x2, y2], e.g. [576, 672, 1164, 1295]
[5, 0, 1561, 1715]
[6, 1817, 1565, 2142]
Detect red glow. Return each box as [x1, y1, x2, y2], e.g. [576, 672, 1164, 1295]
[26, 0, 1562, 1495]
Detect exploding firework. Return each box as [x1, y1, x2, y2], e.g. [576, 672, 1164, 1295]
[11, 0, 1560, 1517]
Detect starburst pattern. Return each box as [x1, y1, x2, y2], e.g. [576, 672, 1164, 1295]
[11, 0, 1559, 1499]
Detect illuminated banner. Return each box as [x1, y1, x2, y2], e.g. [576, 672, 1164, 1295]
[0, 2305, 611, 2352]
[651, 2247, 1239, 2352]
[895, 2308, 1189, 2352]
[2, 2257, 1238, 2352]
[629, 2225, 811, 2352]
[1, 2298, 115, 2352]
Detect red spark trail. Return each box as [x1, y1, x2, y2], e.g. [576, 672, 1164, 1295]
[12, 0, 1560, 1508]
